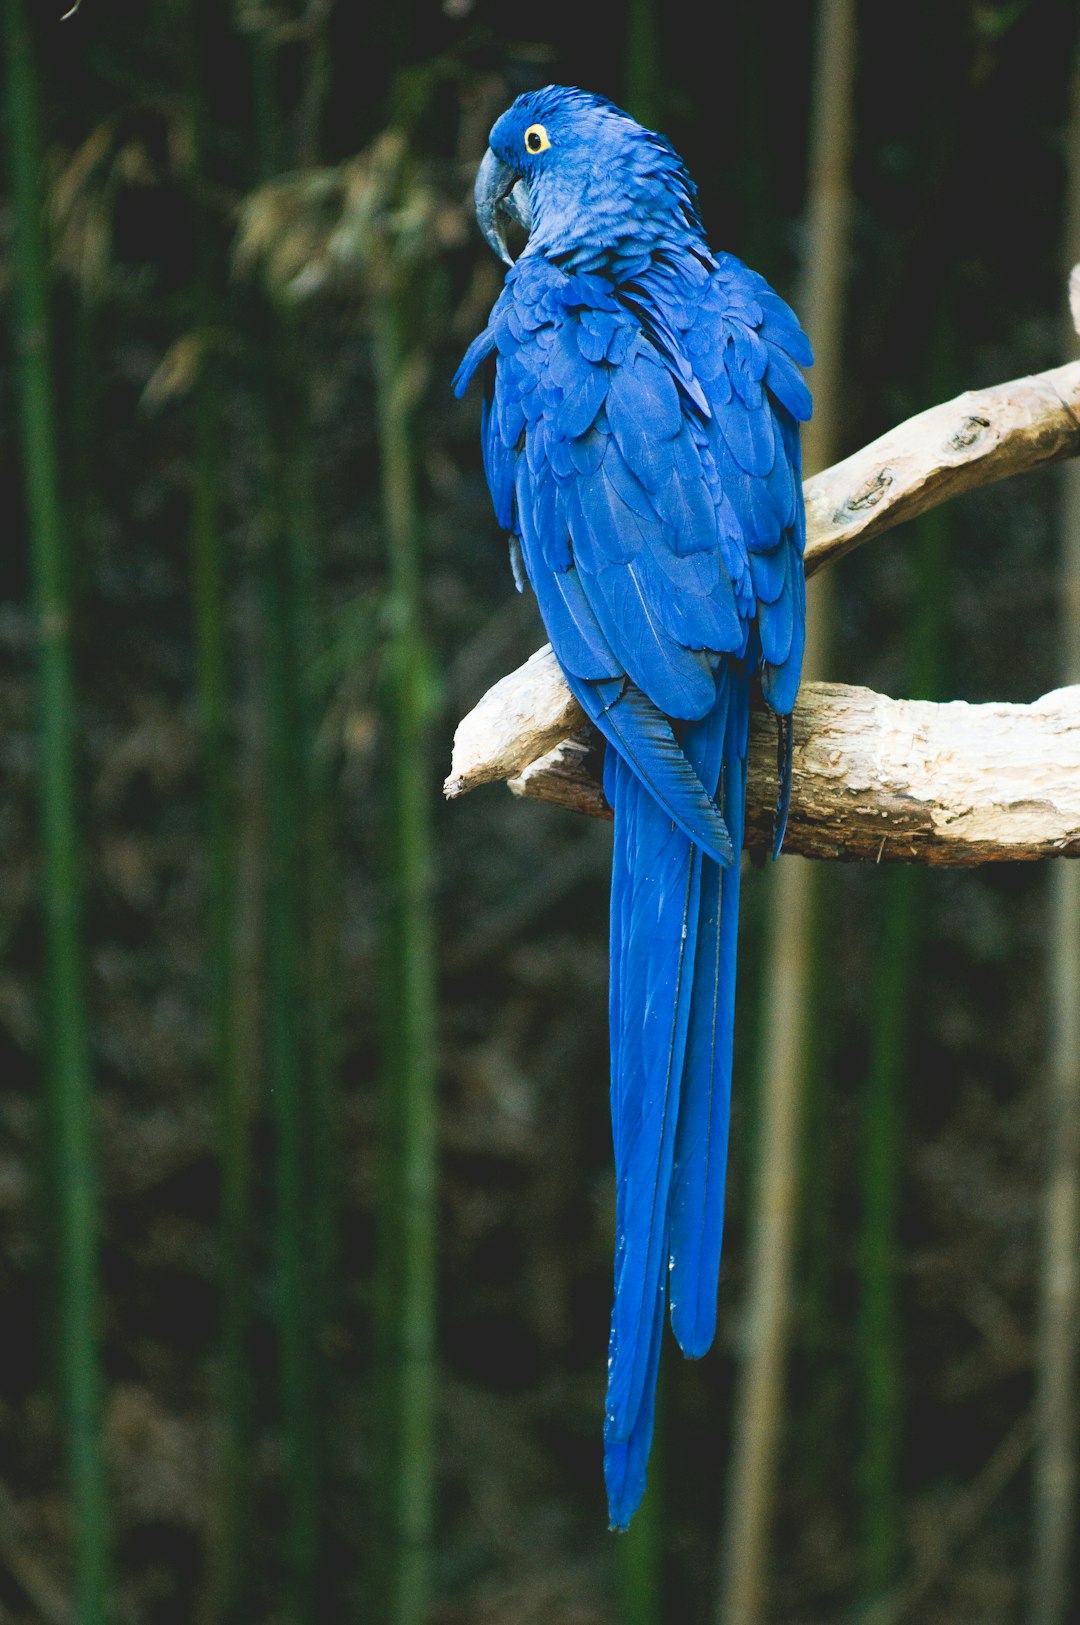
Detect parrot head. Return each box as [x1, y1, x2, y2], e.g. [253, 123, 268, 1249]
[474, 86, 703, 269]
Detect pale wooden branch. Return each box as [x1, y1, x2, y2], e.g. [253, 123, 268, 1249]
[444, 642, 581, 799]
[476, 661, 1080, 865]
[448, 647, 1080, 865]
[446, 356, 1080, 864]
[803, 359, 1080, 577]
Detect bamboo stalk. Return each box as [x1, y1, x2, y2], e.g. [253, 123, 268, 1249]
[290, 388, 341, 1411]
[250, 34, 328, 1619]
[371, 243, 438, 1625]
[860, 285, 950, 1602]
[859, 864, 912, 1601]
[615, 1377, 663, 1625]
[717, 3, 856, 1619]
[182, 6, 256, 1620]
[3, 2, 110, 1619]
[263, 395, 322, 1618]
[291, 19, 342, 1372]
[268, 340, 338, 1625]
[1033, 789, 1080, 1625]
[1029, 37, 1080, 1620]
[624, 0, 659, 130]
[728, 0, 781, 277]
[858, 925, 906, 1599]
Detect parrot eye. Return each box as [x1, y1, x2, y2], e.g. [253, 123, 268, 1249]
[524, 123, 551, 154]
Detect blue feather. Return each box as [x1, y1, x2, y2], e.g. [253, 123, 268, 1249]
[605, 354, 683, 488]
[603, 749, 703, 1436]
[766, 347, 814, 423]
[749, 540, 788, 605]
[759, 571, 795, 668]
[604, 1279, 665, 1530]
[586, 559, 718, 718]
[452, 322, 496, 396]
[717, 390, 775, 478]
[668, 667, 749, 1355]
[481, 395, 514, 530]
[567, 676, 735, 866]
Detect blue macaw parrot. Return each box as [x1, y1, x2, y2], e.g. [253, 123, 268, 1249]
[454, 86, 811, 1530]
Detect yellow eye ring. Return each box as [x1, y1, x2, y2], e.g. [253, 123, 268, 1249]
[524, 123, 551, 155]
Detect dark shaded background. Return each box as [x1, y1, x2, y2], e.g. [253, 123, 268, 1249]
[2, 1, 1080, 1621]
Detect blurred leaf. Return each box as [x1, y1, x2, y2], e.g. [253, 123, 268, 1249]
[972, 0, 1031, 41]
[49, 117, 163, 297]
[233, 131, 441, 302]
[139, 331, 207, 412]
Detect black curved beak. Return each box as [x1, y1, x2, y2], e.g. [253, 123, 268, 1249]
[475, 148, 532, 266]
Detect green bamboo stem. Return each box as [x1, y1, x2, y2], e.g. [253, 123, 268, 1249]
[3, 2, 110, 1619]
[371, 265, 438, 1625]
[289, 422, 341, 1364]
[857, 13, 965, 1599]
[249, 31, 331, 1617]
[856, 25, 957, 1578]
[182, 6, 256, 1619]
[858, 864, 913, 1605]
[624, 0, 659, 130]
[251, 299, 327, 1625]
[859, 465, 947, 1617]
[790, 886, 837, 1479]
[729, 0, 782, 277]
[1029, 36, 1080, 1620]
[273, 337, 339, 1581]
[717, 3, 856, 1619]
[615, 1377, 662, 1625]
[263, 408, 322, 1617]
[1034, 812, 1080, 1625]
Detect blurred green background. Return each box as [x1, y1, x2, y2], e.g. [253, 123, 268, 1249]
[3, 1, 1080, 1621]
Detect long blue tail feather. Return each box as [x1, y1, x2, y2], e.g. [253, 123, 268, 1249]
[604, 1277, 665, 1531]
[669, 667, 749, 1356]
[773, 709, 794, 859]
[604, 750, 703, 1440]
[567, 673, 735, 866]
[602, 666, 749, 1525]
